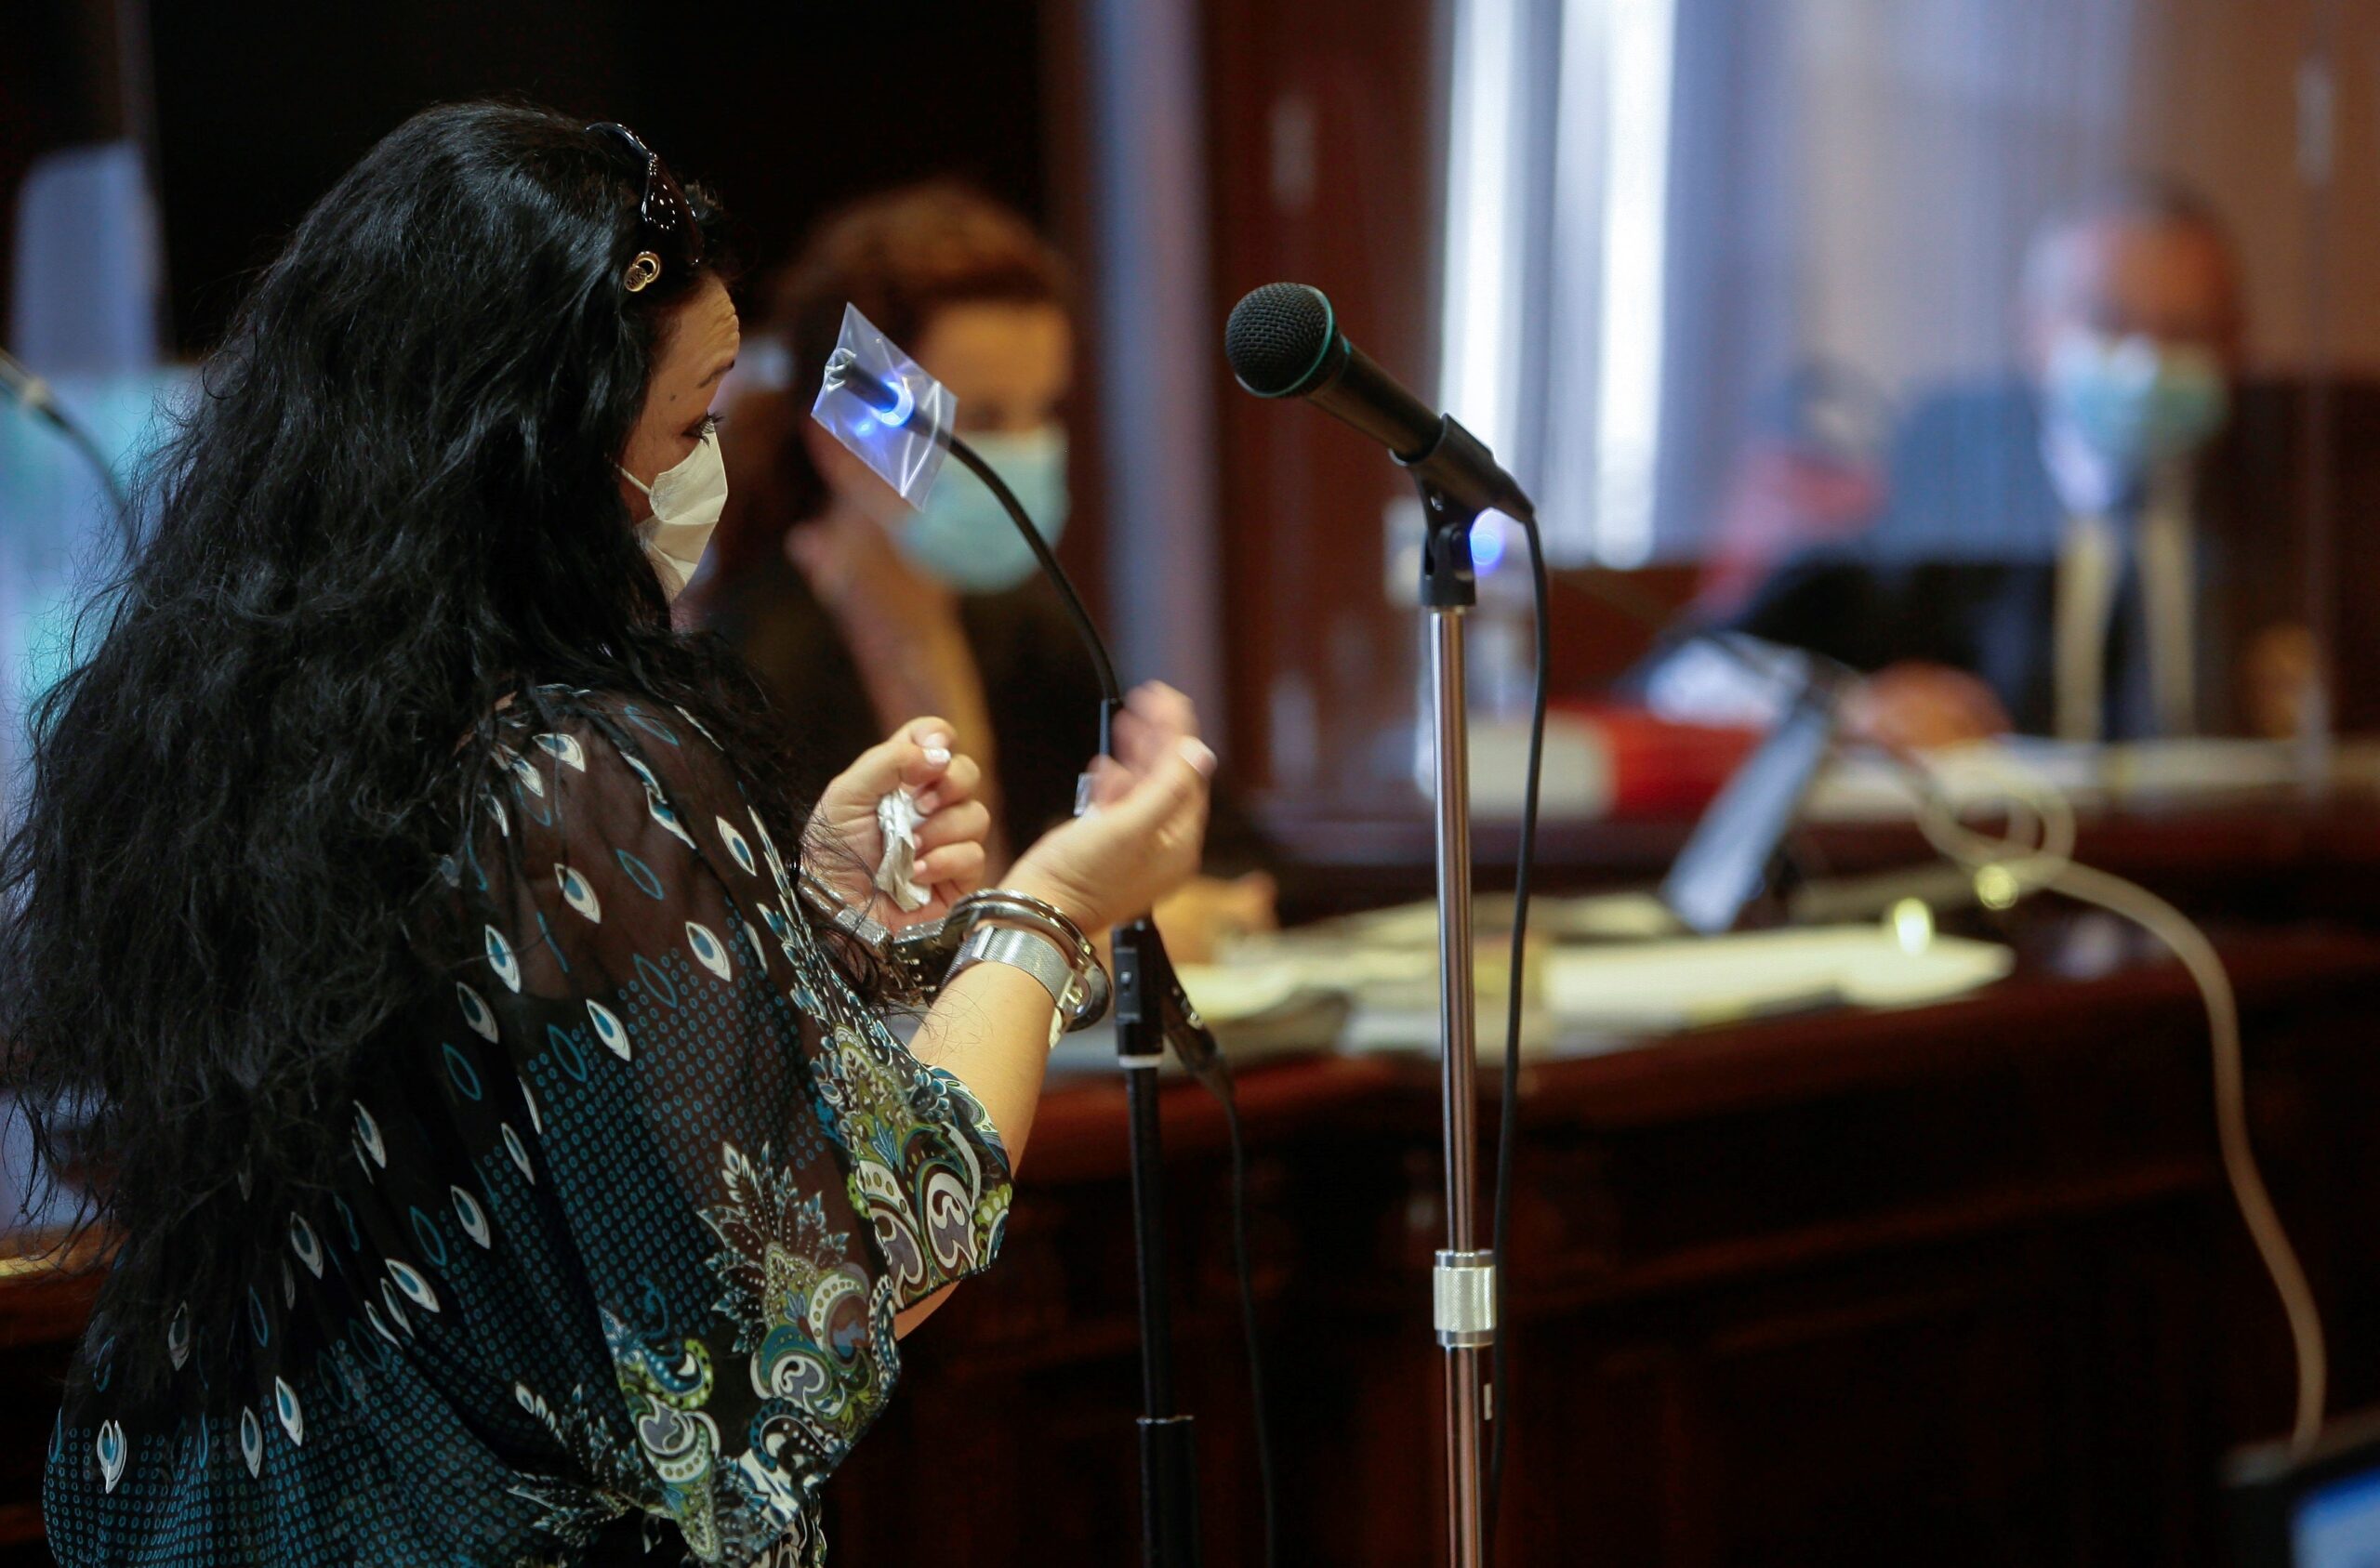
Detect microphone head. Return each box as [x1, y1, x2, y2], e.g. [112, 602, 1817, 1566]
[1224, 283, 1339, 398]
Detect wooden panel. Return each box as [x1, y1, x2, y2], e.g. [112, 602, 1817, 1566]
[0, 1242, 104, 1568]
[814, 922, 2380, 1565]
[1255, 796, 2380, 925]
[1202, 0, 1442, 797]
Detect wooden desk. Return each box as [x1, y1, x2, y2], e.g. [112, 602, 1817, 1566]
[1257, 795, 2380, 927]
[8, 923, 2379, 1565]
[826, 922, 2380, 1566]
[0, 1238, 102, 1567]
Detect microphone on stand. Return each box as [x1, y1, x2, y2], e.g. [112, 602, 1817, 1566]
[1226, 280, 1549, 1567]
[1223, 282, 1534, 523]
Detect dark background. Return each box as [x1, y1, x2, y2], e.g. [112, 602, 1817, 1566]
[3, 1, 1054, 353]
[0, 0, 1444, 791]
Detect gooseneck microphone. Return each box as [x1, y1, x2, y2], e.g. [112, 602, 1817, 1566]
[2, 345, 134, 547]
[1223, 282, 1533, 522]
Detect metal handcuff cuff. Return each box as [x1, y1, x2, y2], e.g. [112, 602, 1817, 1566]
[797, 865, 1112, 1039]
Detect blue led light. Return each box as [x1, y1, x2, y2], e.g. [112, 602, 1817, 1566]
[872, 376, 916, 428]
[1470, 516, 1507, 573]
[812, 305, 957, 507]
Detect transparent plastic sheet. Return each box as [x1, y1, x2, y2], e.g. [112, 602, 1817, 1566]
[810, 303, 957, 506]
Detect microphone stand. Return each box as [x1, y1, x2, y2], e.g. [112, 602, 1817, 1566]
[1411, 480, 1492, 1568]
[1110, 915, 1203, 1567]
[1221, 283, 1530, 1565]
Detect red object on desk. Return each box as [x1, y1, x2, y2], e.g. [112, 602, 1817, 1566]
[1560, 700, 1760, 821]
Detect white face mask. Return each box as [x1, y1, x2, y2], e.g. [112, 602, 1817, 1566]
[620, 428, 728, 601]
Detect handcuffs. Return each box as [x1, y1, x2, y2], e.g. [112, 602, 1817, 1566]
[798, 865, 1112, 1037]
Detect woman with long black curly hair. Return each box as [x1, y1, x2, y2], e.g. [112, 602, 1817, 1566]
[4, 102, 1212, 1566]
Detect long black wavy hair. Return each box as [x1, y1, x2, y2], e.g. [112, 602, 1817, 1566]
[0, 101, 806, 1395]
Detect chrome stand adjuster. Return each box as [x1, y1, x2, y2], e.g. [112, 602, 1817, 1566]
[1434, 1249, 1497, 1350]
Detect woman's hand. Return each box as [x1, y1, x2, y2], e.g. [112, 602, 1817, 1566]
[1007, 683, 1215, 934]
[1841, 662, 2012, 752]
[806, 717, 991, 929]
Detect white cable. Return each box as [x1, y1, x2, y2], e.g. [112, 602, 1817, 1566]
[2046, 861, 2327, 1454]
[1895, 747, 2327, 1455]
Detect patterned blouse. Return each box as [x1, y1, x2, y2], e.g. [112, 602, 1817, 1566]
[43, 690, 1013, 1566]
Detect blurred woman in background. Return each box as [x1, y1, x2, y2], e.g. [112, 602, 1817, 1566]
[695, 184, 1274, 958]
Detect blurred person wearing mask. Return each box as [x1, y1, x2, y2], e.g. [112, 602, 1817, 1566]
[694, 184, 1274, 958]
[1655, 178, 2312, 748]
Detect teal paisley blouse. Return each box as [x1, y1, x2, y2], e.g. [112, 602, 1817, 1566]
[44, 690, 1013, 1566]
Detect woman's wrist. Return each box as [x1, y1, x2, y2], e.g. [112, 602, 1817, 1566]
[797, 829, 864, 908]
[922, 888, 1113, 1036]
[1001, 865, 1098, 936]
[945, 925, 1076, 1043]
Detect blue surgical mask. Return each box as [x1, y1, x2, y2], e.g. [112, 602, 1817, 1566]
[895, 427, 1069, 593]
[2043, 331, 2228, 478]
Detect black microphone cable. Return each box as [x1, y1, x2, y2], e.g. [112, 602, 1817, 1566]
[1, 346, 136, 553]
[1484, 509, 1549, 1555]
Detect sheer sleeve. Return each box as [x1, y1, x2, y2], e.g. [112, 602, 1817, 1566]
[459, 693, 1011, 1563]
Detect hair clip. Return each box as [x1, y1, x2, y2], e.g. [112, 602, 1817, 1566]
[623, 252, 663, 293]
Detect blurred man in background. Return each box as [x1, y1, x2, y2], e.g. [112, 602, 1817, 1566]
[1659, 178, 2315, 749]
